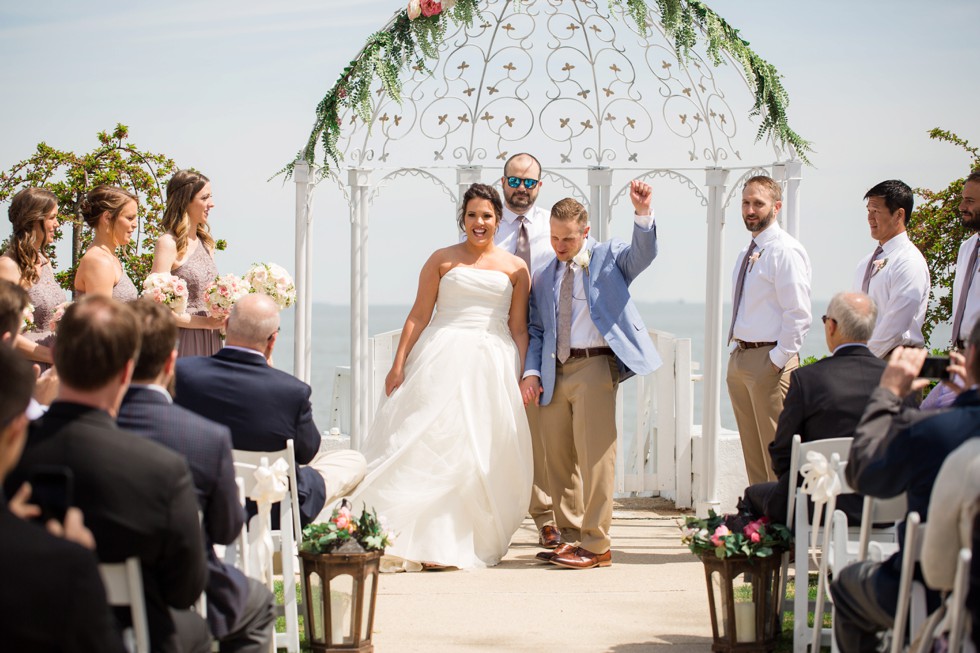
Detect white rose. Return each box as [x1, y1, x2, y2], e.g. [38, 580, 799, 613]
[407, 0, 422, 19]
[573, 247, 591, 269]
[442, 0, 457, 9]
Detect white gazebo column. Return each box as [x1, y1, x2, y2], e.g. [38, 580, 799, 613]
[699, 167, 730, 517]
[457, 165, 483, 233]
[588, 167, 613, 241]
[348, 168, 372, 449]
[782, 159, 803, 239]
[293, 158, 313, 384]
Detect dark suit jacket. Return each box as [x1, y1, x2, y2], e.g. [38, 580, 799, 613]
[5, 402, 207, 653]
[0, 499, 125, 653]
[118, 385, 248, 639]
[759, 345, 886, 523]
[847, 388, 980, 614]
[175, 347, 326, 525]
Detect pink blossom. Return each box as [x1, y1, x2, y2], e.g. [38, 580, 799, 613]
[710, 525, 730, 547]
[420, 0, 441, 17]
[749, 531, 761, 543]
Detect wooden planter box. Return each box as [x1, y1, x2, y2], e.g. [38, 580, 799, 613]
[299, 549, 382, 652]
[699, 552, 785, 653]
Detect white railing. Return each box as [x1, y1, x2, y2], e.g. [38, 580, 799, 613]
[329, 328, 699, 506]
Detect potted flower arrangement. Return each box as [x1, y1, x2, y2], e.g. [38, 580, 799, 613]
[680, 511, 792, 652]
[299, 501, 392, 653]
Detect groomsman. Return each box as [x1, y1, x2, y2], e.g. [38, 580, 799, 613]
[951, 171, 980, 350]
[727, 176, 812, 486]
[498, 152, 582, 549]
[852, 179, 930, 358]
[521, 180, 662, 569]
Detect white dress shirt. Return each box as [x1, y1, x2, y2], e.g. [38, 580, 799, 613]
[851, 231, 930, 357]
[730, 221, 812, 369]
[496, 204, 554, 277]
[952, 233, 980, 342]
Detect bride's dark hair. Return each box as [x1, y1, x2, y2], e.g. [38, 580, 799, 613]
[457, 183, 503, 232]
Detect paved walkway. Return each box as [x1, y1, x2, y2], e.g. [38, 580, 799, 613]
[370, 500, 714, 652]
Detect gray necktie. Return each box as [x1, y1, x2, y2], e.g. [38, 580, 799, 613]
[727, 241, 757, 345]
[861, 245, 885, 293]
[515, 216, 531, 269]
[952, 238, 980, 345]
[556, 262, 574, 363]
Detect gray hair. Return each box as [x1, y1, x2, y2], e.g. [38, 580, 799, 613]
[826, 291, 877, 343]
[226, 293, 280, 346]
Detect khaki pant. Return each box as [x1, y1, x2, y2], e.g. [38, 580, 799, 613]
[726, 345, 796, 485]
[539, 355, 618, 553]
[526, 401, 555, 529]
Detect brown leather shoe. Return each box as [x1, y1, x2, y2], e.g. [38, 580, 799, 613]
[550, 546, 612, 569]
[535, 542, 575, 563]
[538, 525, 562, 549]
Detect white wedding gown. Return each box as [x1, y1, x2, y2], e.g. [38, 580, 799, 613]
[350, 267, 532, 571]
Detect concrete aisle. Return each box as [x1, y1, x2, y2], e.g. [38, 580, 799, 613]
[369, 501, 713, 652]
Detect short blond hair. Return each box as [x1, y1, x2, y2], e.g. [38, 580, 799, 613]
[744, 175, 782, 203]
[550, 198, 588, 227]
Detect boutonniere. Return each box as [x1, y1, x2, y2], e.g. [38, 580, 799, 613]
[747, 249, 764, 272]
[872, 258, 888, 275]
[573, 247, 592, 270]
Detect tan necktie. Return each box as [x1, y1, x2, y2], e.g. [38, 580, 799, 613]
[861, 245, 885, 293]
[952, 238, 980, 345]
[515, 216, 531, 269]
[556, 262, 574, 363]
[728, 241, 757, 345]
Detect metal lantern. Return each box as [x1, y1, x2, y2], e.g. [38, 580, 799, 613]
[299, 547, 382, 652]
[699, 553, 785, 653]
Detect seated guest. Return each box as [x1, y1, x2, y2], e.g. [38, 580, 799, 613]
[175, 293, 366, 526]
[4, 296, 210, 653]
[0, 279, 58, 413]
[742, 291, 884, 525]
[0, 345, 125, 652]
[830, 323, 980, 653]
[118, 300, 275, 652]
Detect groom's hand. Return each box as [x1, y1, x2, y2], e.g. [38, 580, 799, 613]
[519, 376, 542, 406]
[629, 179, 653, 215]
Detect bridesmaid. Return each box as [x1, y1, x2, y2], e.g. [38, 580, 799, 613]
[74, 185, 139, 301]
[151, 169, 224, 357]
[0, 187, 66, 368]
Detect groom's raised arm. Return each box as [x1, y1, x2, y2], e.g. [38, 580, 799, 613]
[615, 180, 658, 284]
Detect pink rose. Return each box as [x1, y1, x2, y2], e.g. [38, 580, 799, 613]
[335, 514, 349, 530]
[420, 0, 441, 17]
[710, 525, 730, 547]
[749, 531, 761, 543]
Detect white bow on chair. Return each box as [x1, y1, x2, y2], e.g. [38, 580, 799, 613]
[246, 457, 290, 586]
[799, 450, 843, 561]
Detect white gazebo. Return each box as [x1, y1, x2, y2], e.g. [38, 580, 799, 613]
[291, 0, 803, 515]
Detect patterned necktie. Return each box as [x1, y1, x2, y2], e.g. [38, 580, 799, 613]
[727, 241, 757, 345]
[952, 238, 980, 344]
[861, 245, 885, 293]
[556, 262, 574, 363]
[515, 216, 531, 269]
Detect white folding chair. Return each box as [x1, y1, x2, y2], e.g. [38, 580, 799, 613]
[99, 557, 150, 653]
[858, 493, 907, 562]
[891, 512, 930, 653]
[233, 441, 302, 653]
[949, 548, 974, 653]
[780, 434, 854, 653]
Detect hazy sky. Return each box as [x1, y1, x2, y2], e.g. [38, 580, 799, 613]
[1, 0, 978, 312]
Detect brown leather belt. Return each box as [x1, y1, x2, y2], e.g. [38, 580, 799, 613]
[567, 347, 614, 360]
[735, 340, 777, 350]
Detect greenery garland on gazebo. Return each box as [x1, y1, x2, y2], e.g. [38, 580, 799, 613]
[288, 0, 812, 177]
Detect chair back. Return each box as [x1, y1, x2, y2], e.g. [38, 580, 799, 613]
[858, 493, 907, 562]
[99, 557, 150, 653]
[232, 439, 303, 545]
[949, 548, 973, 653]
[891, 512, 928, 653]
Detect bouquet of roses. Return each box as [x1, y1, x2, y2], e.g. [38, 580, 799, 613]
[141, 273, 189, 315]
[47, 301, 72, 333]
[300, 500, 393, 554]
[244, 262, 296, 310]
[680, 510, 791, 560]
[204, 273, 251, 318]
[21, 302, 35, 333]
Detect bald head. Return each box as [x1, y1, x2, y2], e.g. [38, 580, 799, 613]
[824, 291, 877, 349]
[226, 293, 280, 351]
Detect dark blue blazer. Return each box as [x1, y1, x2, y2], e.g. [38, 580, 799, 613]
[174, 348, 326, 525]
[118, 385, 248, 639]
[849, 388, 980, 613]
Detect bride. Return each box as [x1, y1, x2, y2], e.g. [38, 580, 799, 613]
[350, 183, 533, 571]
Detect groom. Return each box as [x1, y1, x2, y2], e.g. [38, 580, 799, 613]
[520, 180, 662, 569]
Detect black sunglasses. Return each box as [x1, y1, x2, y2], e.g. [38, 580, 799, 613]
[506, 176, 539, 190]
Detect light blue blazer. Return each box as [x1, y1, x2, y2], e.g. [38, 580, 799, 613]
[526, 221, 663, 406]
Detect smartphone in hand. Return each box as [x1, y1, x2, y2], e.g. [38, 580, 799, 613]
[27, 465, 73, 524]
[919, 355, 951, 381]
